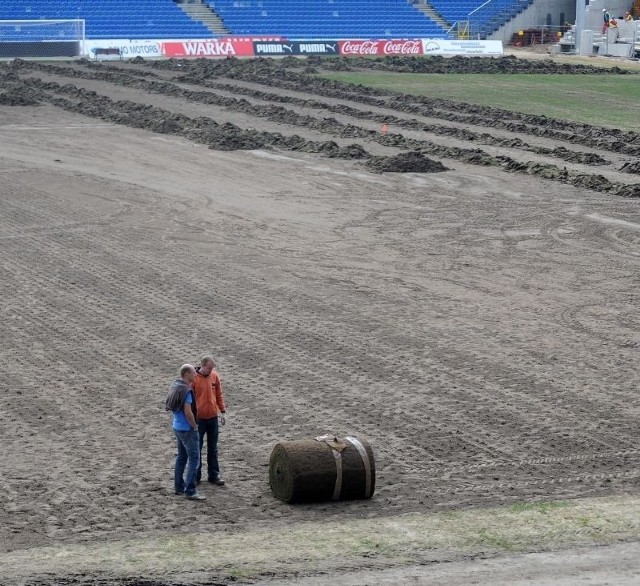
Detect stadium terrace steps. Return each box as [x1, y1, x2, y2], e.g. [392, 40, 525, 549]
[416, 2, 451, 32]
[177, 2, 229, 36]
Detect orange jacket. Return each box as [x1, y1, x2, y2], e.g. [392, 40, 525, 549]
[191, 368, 226, 420]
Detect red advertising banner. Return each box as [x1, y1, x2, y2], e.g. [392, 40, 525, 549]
[161, 38, 256, 58]
[338, 39, 423, 56]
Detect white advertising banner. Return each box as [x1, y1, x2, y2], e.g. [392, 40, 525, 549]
[422, 39, 503, 55]
[83, 39, 164, 58]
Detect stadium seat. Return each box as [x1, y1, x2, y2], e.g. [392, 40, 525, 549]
[0, 0, 212, 40]
[206, 0, 448, 39]
[429, 0, 534, 37]
[0, 0, 534, 42]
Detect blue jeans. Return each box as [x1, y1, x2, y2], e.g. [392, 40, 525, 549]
[197, 417, 220, 482]
[174, 429, 200, 496]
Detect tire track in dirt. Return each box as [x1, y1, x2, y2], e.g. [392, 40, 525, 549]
[3, 158, 632, 532]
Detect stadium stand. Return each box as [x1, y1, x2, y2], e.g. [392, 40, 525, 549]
[0, 0, 212, 39]
[206, 0, 447, 39]
[0, 0, 536, 41]
[429, 0, 535, 38]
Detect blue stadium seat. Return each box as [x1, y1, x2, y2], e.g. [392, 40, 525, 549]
[430, 0, 534, 37]
[206, 0, 448, 39]
[0, 0, 212, 39]
[0, 0, 532, 42]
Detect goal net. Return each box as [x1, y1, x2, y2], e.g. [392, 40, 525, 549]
[0, 19, 86, 58]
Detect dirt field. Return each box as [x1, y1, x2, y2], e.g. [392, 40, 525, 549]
[1, 55, 640, 582]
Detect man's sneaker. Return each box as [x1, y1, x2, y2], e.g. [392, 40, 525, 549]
[208, 477, 225, 486]
[185, 493, 206, 501]
[174, 491, 184, 496]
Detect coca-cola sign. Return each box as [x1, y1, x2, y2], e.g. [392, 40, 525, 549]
[339, 40, 380, 56]
[382, 40, 422, 55]
[339, 39, 423, 57]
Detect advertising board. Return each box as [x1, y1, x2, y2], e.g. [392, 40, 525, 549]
[162, 38, 256, 58]
[338, 39, 423, 56]
[253, 41, 339, 56]
[84, 39, 164, 58]
[83, 37, 503, 60]
[421, 39, 504, 55]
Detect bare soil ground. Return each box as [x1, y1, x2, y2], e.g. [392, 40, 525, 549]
[1, 56, 640, 583]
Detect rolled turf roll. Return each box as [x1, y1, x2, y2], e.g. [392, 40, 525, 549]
[269, 436, 375, 504]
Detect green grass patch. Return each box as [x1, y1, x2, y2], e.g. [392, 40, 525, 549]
[468, 528, 519, 551]
[319, 72, 640, 131]
[509, 500, 571, 514]
[2, 495, 640, 583]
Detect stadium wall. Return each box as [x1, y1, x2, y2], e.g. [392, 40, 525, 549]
[0, 41, 80, 58]
[490, 0, 575, 43]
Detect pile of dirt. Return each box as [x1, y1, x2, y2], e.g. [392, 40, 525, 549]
[322, 142, 369, 159]
[316, 55, 634, 75]
[0, 85, 40, 106]
[365, 151, 449, 173]
[535, 147, 609, 165]
[613, 183, 640, 197]
[0, 70, 20, 83]
[620, 161, 640, 174]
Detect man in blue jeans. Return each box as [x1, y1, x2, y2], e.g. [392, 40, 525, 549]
[165, 364, 205, 501]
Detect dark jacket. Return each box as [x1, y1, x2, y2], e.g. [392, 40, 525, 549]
[165, 377, 197, 418]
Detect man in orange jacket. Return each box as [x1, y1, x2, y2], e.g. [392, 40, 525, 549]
[192, 355, 227, 485]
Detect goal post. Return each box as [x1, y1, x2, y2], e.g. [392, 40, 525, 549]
[0, 19, 86, 58]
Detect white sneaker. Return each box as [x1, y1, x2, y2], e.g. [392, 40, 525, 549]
[186, 493, 206, 501]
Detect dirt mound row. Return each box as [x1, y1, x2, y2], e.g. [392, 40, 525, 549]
[15, 59, 640, 157]
[4, 78, 425, 171]
[237, 69, 640, 156]
[620, 161, 640, 174]
[534, 147, 608, 165]
[14, 61, 615, 168]
[145, 58, 640, 154]
[184, 80, 610, 166]
[148, 57, 638, 133]
[4, 65, 639, 195]
[375, 132, 640, 197]
[318, 54, 634, 75]
[0, 83, 41, 106]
